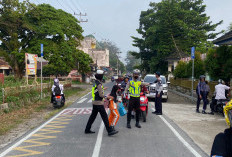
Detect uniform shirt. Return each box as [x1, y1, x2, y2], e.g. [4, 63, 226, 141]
[124, 78, 148, 94]
[93, 80, 104, 105]
[155, 77, 163, 94]
[215, 84, 230, 100]
[52, 84, 64, 95]
[197, 81, 207, 95]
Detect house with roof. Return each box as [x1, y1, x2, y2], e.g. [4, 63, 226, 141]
[0, 57, 11, 75]
[213, 30, 232, 46]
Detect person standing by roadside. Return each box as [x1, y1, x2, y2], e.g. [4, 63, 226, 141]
[85, 70, 118, 136]
[196, 75, 208, 114]
[152, 72, 163, 115]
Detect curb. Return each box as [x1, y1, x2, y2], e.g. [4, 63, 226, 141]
[169, 88, 198, 102]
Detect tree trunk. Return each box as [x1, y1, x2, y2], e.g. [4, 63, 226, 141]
[171, 34, 182, 58]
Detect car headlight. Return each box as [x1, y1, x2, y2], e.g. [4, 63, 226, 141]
[163, 87, 167, 90]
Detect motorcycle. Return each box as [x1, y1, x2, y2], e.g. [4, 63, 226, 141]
[210, 96, 229, 116]
[53, 95, 65, 109]
[140, 92, 149, 122]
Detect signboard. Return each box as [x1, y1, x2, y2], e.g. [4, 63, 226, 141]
[191, 47, 195, 59]
[41, 44, 43, 57]
[25, 53, 38, 75]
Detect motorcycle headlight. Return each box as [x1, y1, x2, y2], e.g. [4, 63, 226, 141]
[140, 97, 145, 102]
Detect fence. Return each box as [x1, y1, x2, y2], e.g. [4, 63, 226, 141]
[170, 78, 218, 97]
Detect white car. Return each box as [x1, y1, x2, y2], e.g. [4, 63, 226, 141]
[144, 74, 168, 102]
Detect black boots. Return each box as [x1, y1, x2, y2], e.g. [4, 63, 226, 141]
[127, 123, 131, 129]
[135, 122, 141, 128]
[85, 130, 95, 134]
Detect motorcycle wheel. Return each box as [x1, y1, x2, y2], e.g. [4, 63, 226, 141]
[142, 111, 146, 122]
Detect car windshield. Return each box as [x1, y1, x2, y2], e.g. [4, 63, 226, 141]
[144, 76, 166, 84]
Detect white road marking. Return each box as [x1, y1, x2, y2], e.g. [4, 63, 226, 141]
[151, 108, 202, 157]
[92, 109, 109, 157]
[77, 98, 87, 103]
[0, 111, 63, 157]
[88, 99, 92, 103]
[0, 91, 92, 157]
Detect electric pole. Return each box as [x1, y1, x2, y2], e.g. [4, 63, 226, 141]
[74, 12, 88, 23]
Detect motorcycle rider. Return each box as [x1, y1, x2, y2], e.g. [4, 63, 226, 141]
[125, 69, 148, 129]
[211, 100, 232, 157]
[196, 75, 208, 114]
[209, 79, 230, 115]
[85, 70, 118, 136]
[51, 78, 65, 103]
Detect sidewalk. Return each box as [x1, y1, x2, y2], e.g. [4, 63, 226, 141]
[163, 91, 227, 155]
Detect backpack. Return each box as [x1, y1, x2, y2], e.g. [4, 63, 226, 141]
[54, 85, 61, 96]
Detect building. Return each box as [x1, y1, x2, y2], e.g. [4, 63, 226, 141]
[213, 30, 232, 45]
[166, 51, 189, 80]
[79, 37, 110, 68]
[0, 57, 11, 75]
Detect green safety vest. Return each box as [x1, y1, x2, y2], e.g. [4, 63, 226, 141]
[92, 80, 104, 101]
[129, 80, 141, 97]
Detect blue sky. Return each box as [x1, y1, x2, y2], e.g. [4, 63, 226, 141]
[30, 0, 232, 61]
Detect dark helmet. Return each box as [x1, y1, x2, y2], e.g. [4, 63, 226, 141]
[199, 75, 205, 79]
[155, 71, 161, 77]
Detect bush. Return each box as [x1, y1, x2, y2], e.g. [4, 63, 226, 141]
[174, 52, 205, 79]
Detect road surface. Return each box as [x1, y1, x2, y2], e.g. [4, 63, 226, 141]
[0, 82, 208, 157]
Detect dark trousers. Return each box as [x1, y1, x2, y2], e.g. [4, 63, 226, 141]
[155, 92, 163, 113]
[196, 91, 207, 111]
[127, 97, 140, 124]
[210, 98, 217, 112]
[51, 93, 65, 103]
[85, 105, 111, 133]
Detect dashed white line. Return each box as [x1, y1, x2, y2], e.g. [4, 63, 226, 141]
[77, 98, 87, 104]
[151, 108, 202, 157]
[92, 121, 104, 157]
[88, 99, 92, 103]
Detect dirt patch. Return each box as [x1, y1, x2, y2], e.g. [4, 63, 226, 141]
[163, 91, 227, 155]
[0, 87, 90, 150]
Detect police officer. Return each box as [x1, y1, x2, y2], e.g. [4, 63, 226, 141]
[196, 75, 208, 114]
[152, 72, 163, 115]
[125, 69, 148, 129]
[85, 70, 118, 136]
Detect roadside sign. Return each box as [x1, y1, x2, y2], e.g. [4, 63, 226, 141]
[41, 44, 43, 57]
[25, 53, 38, 75]
[191, 47, 195, 59]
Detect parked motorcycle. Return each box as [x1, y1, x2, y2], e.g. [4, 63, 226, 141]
[140, 92, 148, 122]
[53, 95, 65, 109]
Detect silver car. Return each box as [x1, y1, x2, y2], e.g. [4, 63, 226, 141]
[144, 74, 168, 102]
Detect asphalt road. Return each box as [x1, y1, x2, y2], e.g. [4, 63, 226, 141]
[0, 82, 209, 157]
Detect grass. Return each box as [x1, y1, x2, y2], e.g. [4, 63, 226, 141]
[0, 87, 88, 136]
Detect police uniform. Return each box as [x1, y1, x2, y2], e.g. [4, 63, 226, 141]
[125, 79, 142, 125]
[155, 78, 163, 114]
[85, 79, 111, 133]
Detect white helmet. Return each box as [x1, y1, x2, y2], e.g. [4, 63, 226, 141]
[96, 70, 104, 75]
[133, 69, 140, 75]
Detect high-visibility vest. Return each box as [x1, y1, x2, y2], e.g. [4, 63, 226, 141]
[92, 80, 104, 101]
[129, 80, 141, 97]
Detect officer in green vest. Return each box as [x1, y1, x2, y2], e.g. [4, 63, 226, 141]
[85, 70, 118, 136]
[125, 69, 148, 129]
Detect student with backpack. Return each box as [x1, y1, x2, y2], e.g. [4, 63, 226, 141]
[51, 78, 65, 103]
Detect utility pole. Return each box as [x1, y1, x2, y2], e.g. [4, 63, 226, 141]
[74, 12, 88, 23]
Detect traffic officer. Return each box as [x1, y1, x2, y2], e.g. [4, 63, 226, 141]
[125, 69, 148, 129]
[196, 75, 208, 114]
[85, 70, 118, 136]
[152, 72, 163, 115]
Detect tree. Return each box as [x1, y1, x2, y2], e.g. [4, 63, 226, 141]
[125, 51, 140, 72]
[0, 1, 83, 78]
[205, 46, 232, 81]
[173, 61, 188, 78]
[74, 51, 93, 75]
[132, 0, 222, 74]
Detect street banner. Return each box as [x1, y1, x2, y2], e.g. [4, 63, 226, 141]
[25, 53, 38, 75]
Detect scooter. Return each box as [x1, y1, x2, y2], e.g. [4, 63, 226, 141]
[140, 92, 148, 122]
[53, 95, 65, 109]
